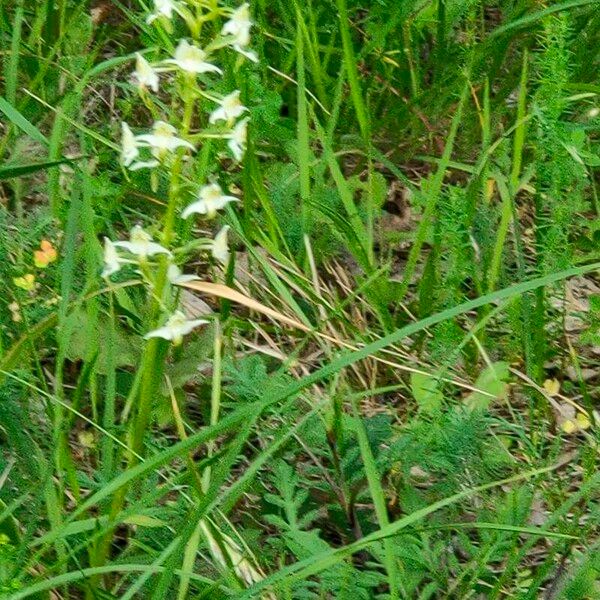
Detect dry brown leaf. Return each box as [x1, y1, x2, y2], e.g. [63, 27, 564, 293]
[178, 280, 310, 333]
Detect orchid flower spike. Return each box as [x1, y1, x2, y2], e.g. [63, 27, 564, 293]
[163, 40, 222, 75]
[113, 225, 171, 259]
[227, 117, 249, 161]
[182, 183, 239, 219]
[209, 90, 248, 125]
[134, 53, 159, 93]
[135, 121, 195, 159]
[144, 310, 209, 345]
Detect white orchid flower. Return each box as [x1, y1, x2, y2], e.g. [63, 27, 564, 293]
[168, 264, 199, 285]
[113, 225, 171, 259]
[162, 40, 222, 75]
[227, 117, 248, 161]
[102, 237, 126, 278]
[146, 0, 181, 24]
[135, 121, 195, 158]
[222, 4, 252, 46]
[181, 183, 239, 219]
[211, 225, 230, 264]
[134, 53, 159, 93]
[209, 90, 248, 125]
[121, 122, 140, 167]
[222, 4, 258, 62]
[144, 310, 209, 345]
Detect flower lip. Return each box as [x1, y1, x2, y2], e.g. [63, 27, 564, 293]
[181, 183, 239, 219]
[144, 310, 209, 345]
[162, 40, 223, 75]
[168, 264, 200, 285]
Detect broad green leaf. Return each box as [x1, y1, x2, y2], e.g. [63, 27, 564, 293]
[410, 372, 444, 414]
[464, 361, 510, 411]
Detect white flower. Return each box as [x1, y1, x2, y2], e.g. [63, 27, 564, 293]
[121, 122, 140, 167]
[135, 121, 195, 158]
[222, 4, 258, 62]
[209, 90, 247, 124]
[146, 0, 181, 23]
[211, 225, 230, 264]
[144, 310, 209, 345]
[113, 225, 171, 259]
[227, 117, 248, 161]
[222, 4, 252, 46]
[181, 183, 239, 219]
[168, 264, 199, 284]
[134, 53, 159, 93]
[102, 237, 125, 278]
[162, 40, 222, 75]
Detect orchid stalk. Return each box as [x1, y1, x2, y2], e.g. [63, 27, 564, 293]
[94, 0, 263, 586]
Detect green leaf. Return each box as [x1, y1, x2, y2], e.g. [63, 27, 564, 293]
[410, 372, 444, 414]
[0, 96, 48, 146]
[122, 515, 167, 528]
[0, 157, 77, 180]
[63, 309, 139, 373]
[464, 361, 510, 411]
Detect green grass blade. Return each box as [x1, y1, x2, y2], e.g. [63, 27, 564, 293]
[0, 96, 48, 146]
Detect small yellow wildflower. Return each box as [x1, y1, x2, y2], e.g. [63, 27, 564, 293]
[13, 273, 35, 290]
[543, 378, 560, 396]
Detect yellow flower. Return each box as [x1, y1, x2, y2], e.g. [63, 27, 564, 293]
[13, 273, 35, 290]
[576, 412, 591, 430]
[561, 412, 592, 434]
[34, 240, 58, 268]
[543, 378, 560, 396]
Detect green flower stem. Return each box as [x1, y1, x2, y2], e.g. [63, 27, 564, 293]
[93, 71, 200, 577]
[202, 319, 222, 492]
[129, 77, 197, 463]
